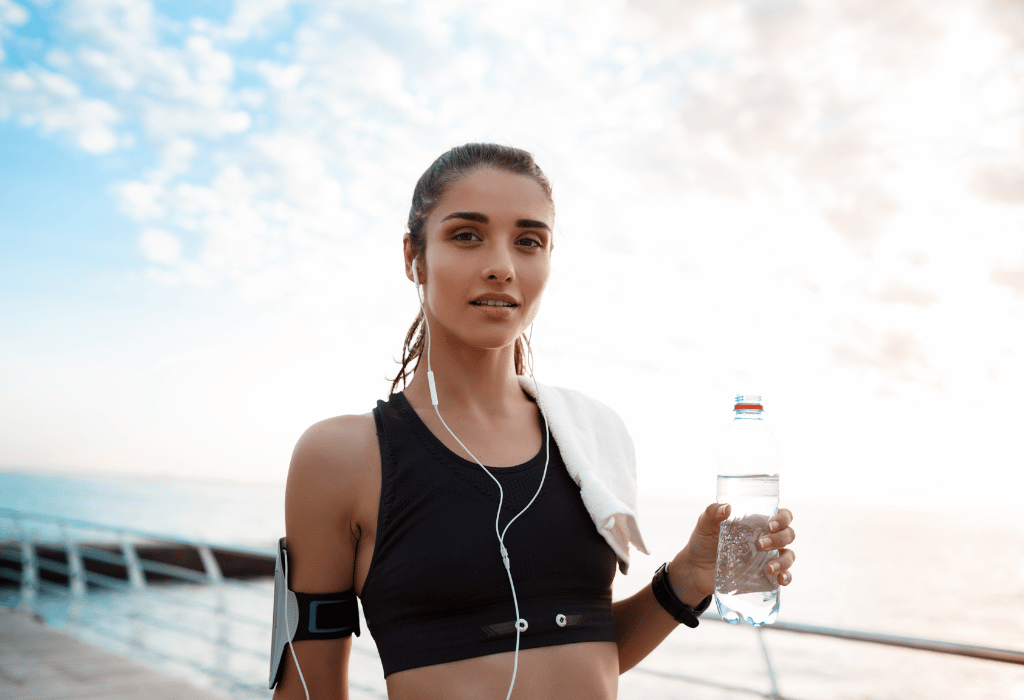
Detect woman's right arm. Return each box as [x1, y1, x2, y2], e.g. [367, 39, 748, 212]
[273, 414, 379, 700]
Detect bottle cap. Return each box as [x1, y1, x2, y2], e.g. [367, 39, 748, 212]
[734, 394, 762, 410]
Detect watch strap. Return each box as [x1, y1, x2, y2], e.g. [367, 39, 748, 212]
[651, 562, 712, 628]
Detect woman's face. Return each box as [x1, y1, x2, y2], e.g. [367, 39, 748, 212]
[406, 167, 554, 356]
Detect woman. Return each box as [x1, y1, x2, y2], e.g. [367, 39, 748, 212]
[274, 144, 796, 700]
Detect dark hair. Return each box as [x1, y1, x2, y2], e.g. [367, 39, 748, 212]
[390, 143, 554, 394]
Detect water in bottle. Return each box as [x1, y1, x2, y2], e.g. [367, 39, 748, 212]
[715, 394, 780, 626]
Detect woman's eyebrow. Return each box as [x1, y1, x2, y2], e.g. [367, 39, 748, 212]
[441, 212, 488, 224]
[440, 212, 550, 231]
[516, 219, 550, 231]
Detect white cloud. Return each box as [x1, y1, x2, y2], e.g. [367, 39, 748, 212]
[157, 136, 197, 176]
[991, 258, 1024, 298]
[77, 122, 118, 152]
[867, 279, 939, 308]
[138, 227, 182, 264]
[255, 59, 304, 91]
[52, 1, 252, 145]
[221, 0, 294, 41]
[0, 65, 122, 153]
[970, 163, 1024, 207]
[0, 0, 29, 62]
[117, 179, 166, 220]
[831, 321, 941, 394]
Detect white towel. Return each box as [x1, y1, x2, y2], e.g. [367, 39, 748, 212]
[519, 376, 649, 574]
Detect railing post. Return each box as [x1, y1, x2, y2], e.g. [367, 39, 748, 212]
[197, 545, 227, 620]
[197, 546, 224, 585]
[119, 534, 147, 590]
[15, 518, 38, 612]
[755, 626, 781, 699]
[63, 522, 87, 598]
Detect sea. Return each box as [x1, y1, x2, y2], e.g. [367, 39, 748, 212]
[1, 471, 1023, 700]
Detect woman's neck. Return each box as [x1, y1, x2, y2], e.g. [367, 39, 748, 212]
[403, 342, 526, 419]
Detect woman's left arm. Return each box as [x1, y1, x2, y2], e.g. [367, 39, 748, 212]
[612, 504, 796, 673]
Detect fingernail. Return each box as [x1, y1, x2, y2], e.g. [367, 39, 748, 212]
[768, 562, 780, 574]
[718, 505, 728, 517]
[758, 537, 772, 549]
[781, 572, 791, 584]
[768, 521, 779, 533]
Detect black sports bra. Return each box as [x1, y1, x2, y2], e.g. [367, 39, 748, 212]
[360, 392, 618, 676]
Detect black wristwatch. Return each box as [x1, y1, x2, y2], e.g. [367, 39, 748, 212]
[651, 562, 712, 628]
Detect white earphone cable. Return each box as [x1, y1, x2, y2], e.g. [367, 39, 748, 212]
[281, 552, 311, 700]
[414, 262, 548, 700]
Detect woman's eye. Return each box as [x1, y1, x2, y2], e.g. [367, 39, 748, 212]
[517, 237, 542, 248]
[452, 231, 480, 241]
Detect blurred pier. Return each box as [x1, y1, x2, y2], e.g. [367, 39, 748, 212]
[2, 507, 1021, 700]
[0, 606, 223, 700]
[1, 507, 284, 699]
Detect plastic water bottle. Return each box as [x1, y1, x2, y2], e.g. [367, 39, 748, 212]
[714, 394, 780, 626]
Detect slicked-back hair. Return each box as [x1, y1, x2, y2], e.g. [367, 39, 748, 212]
[390, 144, 553, 394]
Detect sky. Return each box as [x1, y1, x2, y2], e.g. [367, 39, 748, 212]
[1, 0, 1022, 513]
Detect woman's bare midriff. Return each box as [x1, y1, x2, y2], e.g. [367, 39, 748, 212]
[384, 641, 619, 700]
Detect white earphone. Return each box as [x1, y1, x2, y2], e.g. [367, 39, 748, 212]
[411, 254, 548, 700]
[411, 256, 438, 406]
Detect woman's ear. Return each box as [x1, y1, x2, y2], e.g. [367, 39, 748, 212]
[403, 235, 417, 284]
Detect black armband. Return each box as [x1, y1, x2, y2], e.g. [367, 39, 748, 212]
[269, 538, 361, 689]
[289, 589, 360, 640]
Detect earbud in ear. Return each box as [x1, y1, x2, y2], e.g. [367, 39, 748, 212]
[412, 256, 420, 288]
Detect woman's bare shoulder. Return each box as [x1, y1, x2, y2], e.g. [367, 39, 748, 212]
[286, 413, 379, 512]
[292, 413, 378, 466]
[284, 413, 380, 596]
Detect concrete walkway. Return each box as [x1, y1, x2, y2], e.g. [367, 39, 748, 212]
[0, 607, 225, 700]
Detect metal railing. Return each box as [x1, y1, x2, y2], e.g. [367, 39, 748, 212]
[0, 507, 284, 698]
[638, 615, 1024, 700]
[2, 507, 1022, 700]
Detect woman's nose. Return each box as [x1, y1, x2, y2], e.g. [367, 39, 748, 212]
[481, 243, 514, 282]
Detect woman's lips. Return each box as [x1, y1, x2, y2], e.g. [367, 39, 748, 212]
[471, 300, 517, 307]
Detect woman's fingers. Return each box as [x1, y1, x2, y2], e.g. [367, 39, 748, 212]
[704, 502, 731, 530]
[767, 508, 793, 533]
[765, 548, 796, 584]
[763, 508, 796, 585]
[757, 525, 796, 552]
[760, 509, 796, 551]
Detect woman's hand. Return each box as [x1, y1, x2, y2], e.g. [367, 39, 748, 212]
[668, 504, 796, 606]
[615, 505, 795, 671]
